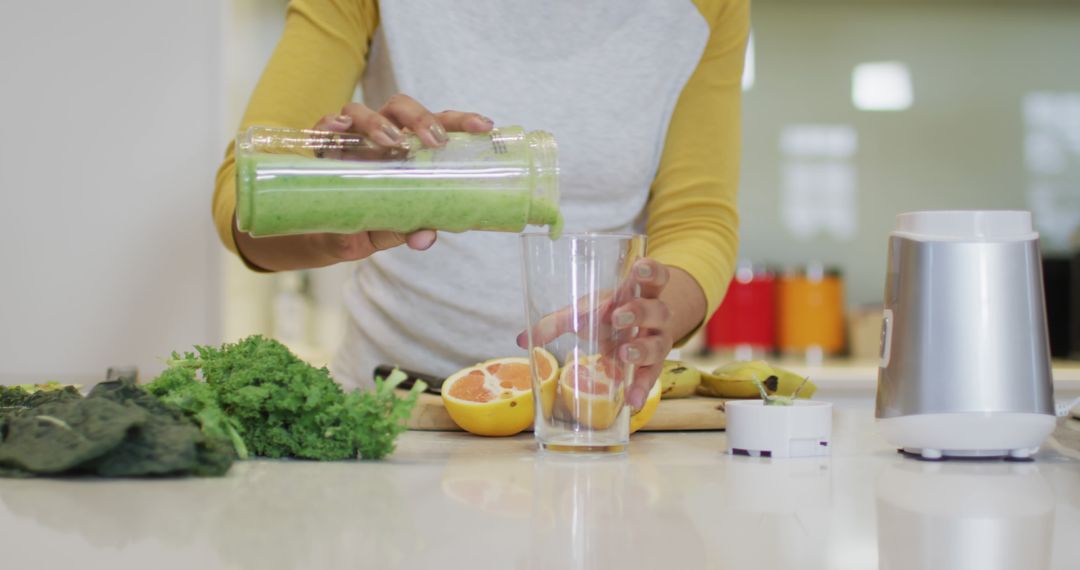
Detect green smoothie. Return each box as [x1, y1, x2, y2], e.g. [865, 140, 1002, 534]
[235, 128, 562, 239]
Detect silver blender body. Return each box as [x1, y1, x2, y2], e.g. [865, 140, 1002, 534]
[875, 211, 1056, 460]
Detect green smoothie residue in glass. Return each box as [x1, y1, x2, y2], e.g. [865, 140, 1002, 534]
[235, 126, 562, 239]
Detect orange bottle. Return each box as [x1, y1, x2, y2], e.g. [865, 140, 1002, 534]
[777, 264, 845, 356]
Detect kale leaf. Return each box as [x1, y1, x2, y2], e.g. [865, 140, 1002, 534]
[87, 377, 235, 477]
[1, 383, 82, 411]
[0, 378, 235, 478]
[0, 397, 147, 474]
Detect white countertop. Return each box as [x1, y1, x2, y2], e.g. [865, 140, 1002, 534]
[2, 409, 1079, 570]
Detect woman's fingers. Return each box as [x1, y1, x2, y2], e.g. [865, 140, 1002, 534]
[622, 330, 674, 410]
[367, 230, 437, 252]
[379, 94, 447, 147]
[607, 259, 669, 311]
[339, 102, 406, 147]
[630, 259, 670, 299]
[314, 113, 354, 132]
[325, 98, 495, 151]
[311, 114, 355, 159]
[311, 232, 376, 262]
[627, 363, 661, 410]
[619, 332, 672, 368]
[517, 305, 578, 348]
[516, 261, 673, 355]
[512, 258, 675, 411]
[611, 298, 671, 331]
[313, 229, 435, 264]
[367, 230, 409, 252]
[405, 230, 438, 251]
[434, 110, 495, 133]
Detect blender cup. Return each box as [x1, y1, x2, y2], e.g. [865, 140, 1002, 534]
[235, 125, 561, 237]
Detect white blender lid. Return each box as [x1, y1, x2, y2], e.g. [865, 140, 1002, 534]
[892, 210, 1038, 242]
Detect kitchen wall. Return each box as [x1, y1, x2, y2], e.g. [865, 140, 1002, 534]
[741, 1, 1080, 305]
[216, 0, 353, 366]
[218, 0, 290, 346]
[3, 1, 1075, 378]
[218, 0, 1079, 362]
[0, 1, 224, 379]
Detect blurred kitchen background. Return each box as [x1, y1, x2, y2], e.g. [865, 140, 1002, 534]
[1, 0, 1078, 378]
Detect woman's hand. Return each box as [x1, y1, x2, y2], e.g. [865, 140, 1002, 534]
[516, 258, 706, 411]
[234, 94, 494, 272]
[319, 94, 494, 148]
[607, 259, 674, 410]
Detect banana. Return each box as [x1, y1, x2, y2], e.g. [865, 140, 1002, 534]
[695, 370, 761, 398]
[658, 360, 701, 399]
[695, 360, 817, 400]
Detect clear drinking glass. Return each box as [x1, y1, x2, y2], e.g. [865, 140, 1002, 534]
[521, 232, 647, 453]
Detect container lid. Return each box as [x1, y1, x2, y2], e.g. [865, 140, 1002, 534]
[893, 210, 1038, 242]
[733, 260, 776, 283]
[779, 262, 842, 280]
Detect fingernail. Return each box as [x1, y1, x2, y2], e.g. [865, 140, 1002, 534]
[411, 230, 436, 251]
[478, 115, 495, 126]
[429, 123, 449, 144]
[382, 123, 404, 143]
[613, 311, 635, 328]
[333, 115, 352, 126]
[516, 332, 528, 348]
[624, 346, 641, 363]
[636, 263, 653, 279]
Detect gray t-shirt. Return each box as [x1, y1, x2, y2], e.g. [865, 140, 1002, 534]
[332, 0, 709, 388]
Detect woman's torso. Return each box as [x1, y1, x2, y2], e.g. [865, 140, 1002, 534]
[333, 0, 710, 387]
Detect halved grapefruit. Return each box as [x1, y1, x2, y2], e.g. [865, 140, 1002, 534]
[558, 354, 626, 430]
[558, 353, 662, 433]
[442, 348, 559, 436]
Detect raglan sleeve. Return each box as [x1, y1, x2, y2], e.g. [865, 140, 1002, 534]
[212, 0, 379, 263]
[645, 0, 749, 340]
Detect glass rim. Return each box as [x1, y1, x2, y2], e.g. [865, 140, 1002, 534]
[520, 231, 644, 242]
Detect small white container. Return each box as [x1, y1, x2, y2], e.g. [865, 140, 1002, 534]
[725, 400, 833, 458]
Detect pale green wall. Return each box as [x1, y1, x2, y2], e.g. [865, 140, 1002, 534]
[739, 1, 1080, 305]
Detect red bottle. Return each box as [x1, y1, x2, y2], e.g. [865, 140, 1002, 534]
[706, 263, 776, 354]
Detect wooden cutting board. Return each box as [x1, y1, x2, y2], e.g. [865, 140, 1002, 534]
[406, 392, 727, 432]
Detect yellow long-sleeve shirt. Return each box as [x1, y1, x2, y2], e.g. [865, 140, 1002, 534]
[214, 0, 746, 367]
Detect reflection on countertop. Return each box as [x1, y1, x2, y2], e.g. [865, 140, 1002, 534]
[1, 411, 1079, 570]
[0, 461, 419, 569]
[876, 461, 1056, 570]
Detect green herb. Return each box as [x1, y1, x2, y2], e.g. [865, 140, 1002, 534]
[148, 365, 249, 460]
[146, 335, 423, 461]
